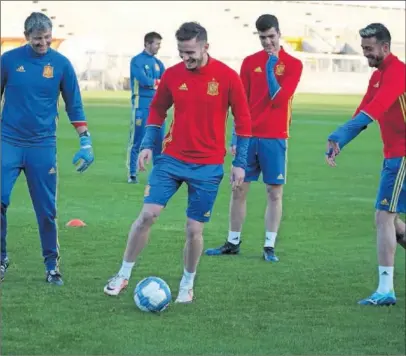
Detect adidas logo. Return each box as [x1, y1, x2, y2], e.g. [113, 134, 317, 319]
[16, 66, 25, 72]
[179, 83, 188, 90]
[373, 82, 379, 88]
[380, 198, 389, 206]
[203, 211, 211, 217]
[277, 173, 284, 180]
[48, 167, 56, 174]
[254, 66, 262, 73]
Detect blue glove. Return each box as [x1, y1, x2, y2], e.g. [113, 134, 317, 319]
[72, 133, 94, 173]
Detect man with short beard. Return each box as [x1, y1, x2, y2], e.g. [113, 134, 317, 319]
[0, 12, 94, 285]
[325, 23, 406, 306]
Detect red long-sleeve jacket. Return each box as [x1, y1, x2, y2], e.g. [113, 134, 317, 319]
[146, 57, 252, 164]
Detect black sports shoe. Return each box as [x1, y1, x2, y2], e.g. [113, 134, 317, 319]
[263, 247, 279, 262]
[205, 241, 241, 255]
[46, 270, 64, 286]
[1, 259, 9, 282]
[127, 175, 138, 184]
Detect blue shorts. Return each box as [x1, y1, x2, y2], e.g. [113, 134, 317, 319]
[245, 138, 287, 185]
[375, 157, 406, 213]
[144, 154, 224, 223]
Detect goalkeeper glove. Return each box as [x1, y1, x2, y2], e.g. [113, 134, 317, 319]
[72, 131, 94, 173]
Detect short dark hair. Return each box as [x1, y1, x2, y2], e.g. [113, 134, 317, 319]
[359, 23, 391, 45]
[144, 32, 162, 45]
[175, 22, 207, 42]
[256, 14, 280, 33]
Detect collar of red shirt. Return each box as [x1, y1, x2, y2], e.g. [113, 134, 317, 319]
[187, 54, 215, 75]
[378, 53, 396, 71]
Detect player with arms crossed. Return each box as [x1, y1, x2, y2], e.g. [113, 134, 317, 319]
[326, 23, 406, 306]
[0, 13, 94, 284]
[104, 22, 252, 302]
[127, 32, 166, 183]
[205, 14, 303, 261]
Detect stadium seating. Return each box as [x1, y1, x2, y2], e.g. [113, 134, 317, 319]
[1, 1, 404, 93]
[2, 1, 404, 56]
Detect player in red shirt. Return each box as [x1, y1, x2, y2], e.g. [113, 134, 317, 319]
[104, 22, 252, 303]
[325, 23, 405, 306]
[205, 14, 303, 261]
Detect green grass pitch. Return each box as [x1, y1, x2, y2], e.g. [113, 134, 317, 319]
[1, 92, 405, 355]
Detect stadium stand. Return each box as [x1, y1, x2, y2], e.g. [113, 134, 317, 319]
[1, 0, 405, 93]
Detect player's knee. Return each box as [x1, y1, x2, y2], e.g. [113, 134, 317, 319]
[266, 185, 283, 202]
[232, 183, 249, 201]
[138, 211, 158, 228]
[138, 206, 162, 228]
[186, 219, 203, 240]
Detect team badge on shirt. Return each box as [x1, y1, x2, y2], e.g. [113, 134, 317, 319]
[207, 79, 219, 96]
[43, 64, 54, 78]
[275, 63, 285, 76]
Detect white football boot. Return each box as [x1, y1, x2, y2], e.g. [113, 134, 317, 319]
[175, 287, 194, 303]
[104, 274, 129, 296]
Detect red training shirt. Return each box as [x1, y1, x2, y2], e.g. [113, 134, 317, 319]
[354, 53, 406, 159]
[240, 47, 303, 139]
[146, 57, 252, 164]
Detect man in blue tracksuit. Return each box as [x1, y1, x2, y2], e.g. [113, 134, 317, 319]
[0, 12, 94, 285]
[127, 32, 166, 183]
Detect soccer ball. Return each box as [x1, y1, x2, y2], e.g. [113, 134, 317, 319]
[134, 276, 172, 312]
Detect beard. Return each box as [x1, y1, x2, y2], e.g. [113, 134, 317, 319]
[366, 54, 384, 68]
[184, 56, 203, 71]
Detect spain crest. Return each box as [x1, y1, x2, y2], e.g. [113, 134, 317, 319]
[275, 63, 285, 76]
[207, 80, 219, 96]
[43, 64, 54, 78]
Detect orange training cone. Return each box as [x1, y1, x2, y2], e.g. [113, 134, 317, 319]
[66, 219, 86, 227]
